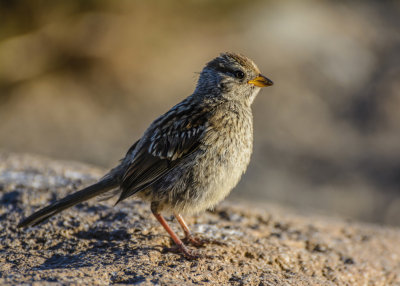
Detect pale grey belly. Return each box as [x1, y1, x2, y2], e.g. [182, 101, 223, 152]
[169, 138, 252, 215]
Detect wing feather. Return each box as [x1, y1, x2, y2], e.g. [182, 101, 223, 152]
[117, 103, 211, 203]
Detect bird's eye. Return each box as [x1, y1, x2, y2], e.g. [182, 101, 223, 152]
[234, 70, 245, 79]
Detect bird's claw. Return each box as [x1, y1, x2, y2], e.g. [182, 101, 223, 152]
[183, 235, 227, 247]
[163, 243, 200, 260]
[183, 236, 207, 247]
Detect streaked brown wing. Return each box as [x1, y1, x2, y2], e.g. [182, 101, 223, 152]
[118, 106, 210, 203]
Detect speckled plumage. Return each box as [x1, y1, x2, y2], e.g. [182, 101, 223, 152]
[18, 52, 273, 259]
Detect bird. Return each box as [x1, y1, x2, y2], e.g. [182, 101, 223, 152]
[18, 52, 273, 259]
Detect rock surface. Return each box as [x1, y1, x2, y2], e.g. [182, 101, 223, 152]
[0, 152, 399, 285]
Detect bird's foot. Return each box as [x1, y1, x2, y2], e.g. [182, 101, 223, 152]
[183, 235, 207, 247]
[164, 243, 200, 260]
[183, 235, 227, 247]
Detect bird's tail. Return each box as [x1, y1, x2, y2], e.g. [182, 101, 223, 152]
[18, 177, 118, 228]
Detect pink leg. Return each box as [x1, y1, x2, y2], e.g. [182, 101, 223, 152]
[175, 213, 227, 247]
[152, 210, 199, 259]
[174, 213, 193, 238]
[174, 213, 207, 247]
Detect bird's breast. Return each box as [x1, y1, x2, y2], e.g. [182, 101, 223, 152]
[184, 106, 254, 213]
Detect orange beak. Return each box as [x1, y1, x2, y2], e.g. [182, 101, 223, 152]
[247, 74, 273, 87]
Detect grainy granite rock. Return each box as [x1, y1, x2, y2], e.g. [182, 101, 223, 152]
[0, 152, 399, 285]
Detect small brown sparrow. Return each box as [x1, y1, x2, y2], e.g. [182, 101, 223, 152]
[18, 52, 273, 259]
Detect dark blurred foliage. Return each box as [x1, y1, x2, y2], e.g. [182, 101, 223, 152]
[0, 0, 399, 225]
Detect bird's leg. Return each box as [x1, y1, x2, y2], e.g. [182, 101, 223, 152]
[175, 213, 227, 247]
[174, 213, 208, 247]
[151, 208, 198, 259]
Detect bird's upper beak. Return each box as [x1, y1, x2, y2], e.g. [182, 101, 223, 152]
[247, 74, 273, 87]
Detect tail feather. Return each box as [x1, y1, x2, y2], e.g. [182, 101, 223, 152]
[18, 177, 118, 228]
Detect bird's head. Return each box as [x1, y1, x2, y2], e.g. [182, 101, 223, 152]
[195, 52, 273, 105]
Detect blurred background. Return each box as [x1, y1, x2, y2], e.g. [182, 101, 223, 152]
[1, 0, 399, 225]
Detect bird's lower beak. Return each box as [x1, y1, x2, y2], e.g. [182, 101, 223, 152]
[247, 74, 273, 87]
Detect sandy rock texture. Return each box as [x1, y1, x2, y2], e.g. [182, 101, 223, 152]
[1, 152, 399, 285]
